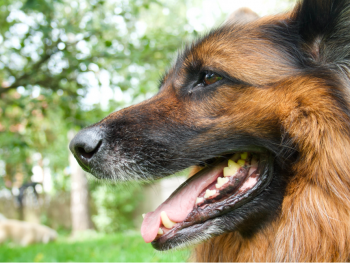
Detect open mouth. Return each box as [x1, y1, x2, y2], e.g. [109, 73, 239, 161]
[141, 150, 274, 250]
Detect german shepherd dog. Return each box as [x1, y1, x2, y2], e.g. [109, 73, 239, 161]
[70, 0, 350, 261]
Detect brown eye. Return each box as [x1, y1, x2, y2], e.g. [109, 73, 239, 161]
[204, 72, 222, 85]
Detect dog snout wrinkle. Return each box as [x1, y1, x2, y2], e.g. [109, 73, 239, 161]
[69, 126, 103, 168]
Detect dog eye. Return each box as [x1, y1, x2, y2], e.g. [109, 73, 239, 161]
[203, 72, 222, 85]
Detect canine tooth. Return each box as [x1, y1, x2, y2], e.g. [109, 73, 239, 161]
[196, 197, 204, 204]
[241, 152, 248, 160]
[158, 228, 164, 235]
[216, 177, 229, 188]
[204, 189, 217, 198]
[160, 211, 176, 229]
[142, 214, 145, 218]
[237, 159, 245, 166]
[223, 161, 240, 177]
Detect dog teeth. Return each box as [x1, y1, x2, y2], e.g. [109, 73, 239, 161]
[228, 159, 236, 167]
[216, 177, 229, 188]
[240, 152, 248, 160]
[237, 159, 245, 166]
[158, 228, 163, 235]
[142, 213, 145, 218]
[204, 189, 217, 198]
[196, 197, 204, 204]
[160, 211, 176, 229]
[224, 160, 240, 177]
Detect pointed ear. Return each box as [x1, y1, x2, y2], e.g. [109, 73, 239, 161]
[225, 7, 259, 25]
[292, 0, 350, 63]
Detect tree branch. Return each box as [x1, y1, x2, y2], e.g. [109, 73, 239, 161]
[0, 51, 55, 95]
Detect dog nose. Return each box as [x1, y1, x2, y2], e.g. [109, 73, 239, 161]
[69, 126, 103, 168]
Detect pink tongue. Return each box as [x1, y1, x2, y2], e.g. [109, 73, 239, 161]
[141, 163, 226, 243]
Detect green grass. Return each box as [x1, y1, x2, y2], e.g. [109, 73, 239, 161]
[0, 231, 190, 262]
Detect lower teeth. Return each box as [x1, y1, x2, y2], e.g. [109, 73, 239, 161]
[144, 152, 260, 238]
[196, 197, 204, 204]
[196, 152, 257, 206]
[204, 189, 217, 198]
[216, 177, 229, 188]
[160, 211, 176, 229]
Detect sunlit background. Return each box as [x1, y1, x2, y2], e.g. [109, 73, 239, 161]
[0, 0, 294, 261]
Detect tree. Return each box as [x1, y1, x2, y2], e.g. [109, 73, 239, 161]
[0, 0, 198, 229]
[69, 144, 93, 234]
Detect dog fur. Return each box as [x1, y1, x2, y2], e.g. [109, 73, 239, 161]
[0, 220, 57, 246]
[70, 0, 350, 261]
[192, 1, 350, 261]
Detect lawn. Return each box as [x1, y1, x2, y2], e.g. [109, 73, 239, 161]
[0, 231, 190, 262]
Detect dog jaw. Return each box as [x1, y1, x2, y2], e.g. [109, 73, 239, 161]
[139, 152, 278, 250]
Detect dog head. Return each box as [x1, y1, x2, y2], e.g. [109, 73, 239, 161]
[70, 0, 350, 255]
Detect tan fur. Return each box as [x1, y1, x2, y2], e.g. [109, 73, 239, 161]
[0, 220, 57, 246]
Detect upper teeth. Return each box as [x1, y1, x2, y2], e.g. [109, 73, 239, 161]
[160, 211, 176, 229]
[204, 189, 217, 198]
[241, 152, 248, 160]
[237, 159, 245, 166]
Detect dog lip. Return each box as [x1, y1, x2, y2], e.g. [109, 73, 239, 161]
[151, 152, 274, 250]
[72, 142, 107, 177]
[75, 157, 93, 173]
[141, 161, 227, 243]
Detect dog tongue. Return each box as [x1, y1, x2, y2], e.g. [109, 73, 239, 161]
[141, 162, 226, 243]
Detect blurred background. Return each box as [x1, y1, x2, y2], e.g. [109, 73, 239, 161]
[0, 0, 295, 261]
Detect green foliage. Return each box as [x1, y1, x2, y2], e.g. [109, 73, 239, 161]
[0, 0, 196, 188]
[0, 232, 190, 262]
[92, 184, 143, 232]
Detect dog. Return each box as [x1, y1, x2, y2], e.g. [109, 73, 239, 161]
[70, 0, 350, 261]
[0, 219, 57, 246]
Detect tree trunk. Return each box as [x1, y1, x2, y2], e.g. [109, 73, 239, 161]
[68, 131, 93, 235]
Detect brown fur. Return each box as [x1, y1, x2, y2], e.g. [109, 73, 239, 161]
[70, 0, 350, 261]
[191, 76, 350, 261]
[189, 43, 350, 261]
[186, 3, 350, 261]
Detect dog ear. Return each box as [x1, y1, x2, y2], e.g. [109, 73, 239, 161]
[225, 7, 259, 25]
[292, 0, 350, 63]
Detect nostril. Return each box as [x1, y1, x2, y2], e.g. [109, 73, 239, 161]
[76, 140, 102, 160]
[69, 127, 104, 167]
[77, 147, 94, 159]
